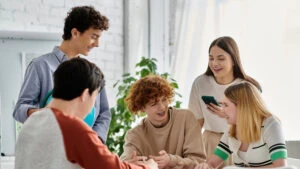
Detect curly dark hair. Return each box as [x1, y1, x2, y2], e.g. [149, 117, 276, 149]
[62, 6, 109, 40]
[125, 75, 174, 114]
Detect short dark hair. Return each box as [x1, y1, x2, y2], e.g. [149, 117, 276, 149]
[52, 57, 105, 100]
[62, 6, 109, 40]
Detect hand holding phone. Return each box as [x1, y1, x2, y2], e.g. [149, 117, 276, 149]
[201, 96, 220, 106]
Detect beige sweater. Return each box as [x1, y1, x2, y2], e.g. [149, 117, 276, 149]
[120, 107, 206, 169]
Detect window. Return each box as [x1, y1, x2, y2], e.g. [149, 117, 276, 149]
[171, 0, 300, 140]
[0, 31, 60, 156]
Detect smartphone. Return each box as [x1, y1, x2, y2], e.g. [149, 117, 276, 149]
[201, 96, 220, 106]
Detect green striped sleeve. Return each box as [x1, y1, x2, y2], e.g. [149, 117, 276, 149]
[270, 151, 287, 161]
[214, 148, 229, 161]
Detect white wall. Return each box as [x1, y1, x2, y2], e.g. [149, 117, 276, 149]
[123, 0, 149, 74]
[0, 0, 172, 157]
[0, 0, 124, 107]
[149, 0, 170, 73]
[0, 0, 124, 156]
[218, 0, 300, 141]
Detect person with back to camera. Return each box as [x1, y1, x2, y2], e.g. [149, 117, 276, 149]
[120, 75, 206, 169]
[15, 57, 158, 169]
[188, 36, 262, 168]
[13, 6, 111, 143]
[194, 82, 287, 169]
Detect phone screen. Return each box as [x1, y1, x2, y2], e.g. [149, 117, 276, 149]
[201, 96, 220, 106]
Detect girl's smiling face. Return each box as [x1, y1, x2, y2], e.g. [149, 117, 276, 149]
[209, 46, 234, 84]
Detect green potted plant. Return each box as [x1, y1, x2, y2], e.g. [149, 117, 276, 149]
[106, 57, 182, 156]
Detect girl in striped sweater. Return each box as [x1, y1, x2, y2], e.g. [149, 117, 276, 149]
[194, 82, 287, 169]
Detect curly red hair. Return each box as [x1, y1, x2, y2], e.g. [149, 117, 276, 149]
[125, 75, 174, 114]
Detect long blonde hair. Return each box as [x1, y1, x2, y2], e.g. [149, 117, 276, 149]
[225, 82, 271, 143]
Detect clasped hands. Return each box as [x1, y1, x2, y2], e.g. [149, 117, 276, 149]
[194, 162, 214, 169]
[129, 150, 171, 169]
